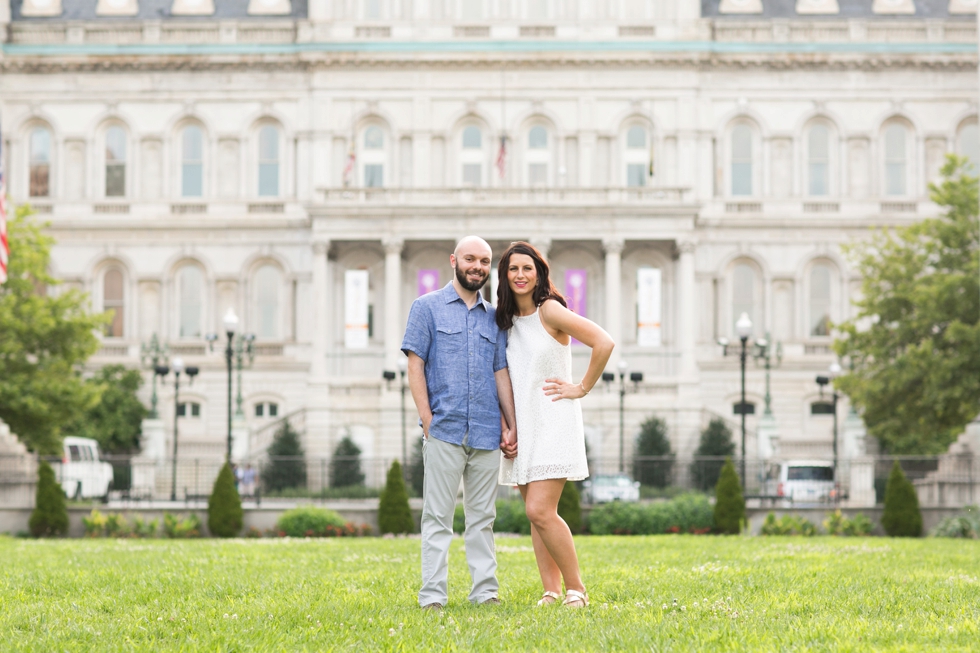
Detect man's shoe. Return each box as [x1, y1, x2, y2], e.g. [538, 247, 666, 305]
[480, 597, 501, 606]
[420, 602, 444, 611]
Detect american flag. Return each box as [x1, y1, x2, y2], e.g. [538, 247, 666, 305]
[0, 121, 8, 287]
[495, 135, 507, 180]
[342, 140, 356, 187]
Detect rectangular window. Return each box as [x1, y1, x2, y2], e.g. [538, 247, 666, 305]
[364, 164, 384, 188]
[528, 163, 548, 186]
[182, 164, 203, 197]
[462, 163, 482, 186]
[269, 403, 278, 417]
[106, 164, 126, 197]
[627, 163, 647, 187]
[886, 163, 905, 196]
[809, 162, 827, 196]
[255, 404, 264, 418]
[365, 0, 381, 19]
[69, 445, 82, 462]
[731, 163, 752, 196]
[258, 163, 278, 197]
[177, 403, 186, 417]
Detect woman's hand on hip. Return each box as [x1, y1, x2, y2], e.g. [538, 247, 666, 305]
[543, 378, 586, 402]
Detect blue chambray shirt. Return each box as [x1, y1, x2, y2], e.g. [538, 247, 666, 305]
[400, 282, 508, 451]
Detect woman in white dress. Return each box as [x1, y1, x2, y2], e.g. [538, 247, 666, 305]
[496, 242, 614, 608]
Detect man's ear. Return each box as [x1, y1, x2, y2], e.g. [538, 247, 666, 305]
[449, 254, 457, 269]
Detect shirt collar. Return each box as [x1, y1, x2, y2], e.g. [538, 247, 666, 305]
[442, 281, 489, 311]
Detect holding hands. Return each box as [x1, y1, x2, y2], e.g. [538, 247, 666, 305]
[500, 416, 518, 460]
[543, 378, 589, 402]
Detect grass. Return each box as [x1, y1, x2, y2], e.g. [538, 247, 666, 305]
[1, 535, 978, 651]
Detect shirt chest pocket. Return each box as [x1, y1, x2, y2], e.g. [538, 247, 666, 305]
[478, 329, 497, 363]
[435, 323, 465, 354]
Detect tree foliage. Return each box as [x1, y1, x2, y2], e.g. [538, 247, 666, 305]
[834, 156, 980, 454]
[713, 458, 745, 535]
[330, 436, 365, 488]
[378, 461, 414, 535]
[690, 418, 736, 491]
[29, 461, 69, 537]
[62, 365, 148, 454]
[633, 415, 674, 488]
[881, 460, 923, 538]
[0, 206, 108, 454]
[261, 421, 307, 492]
[207, 463, 243, 538]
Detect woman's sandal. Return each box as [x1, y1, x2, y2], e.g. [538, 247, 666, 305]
[562, 589, 589, 608]
[536, 591, 562, 606]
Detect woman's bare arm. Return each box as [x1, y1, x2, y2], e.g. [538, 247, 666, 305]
[538, 299, 615, 401]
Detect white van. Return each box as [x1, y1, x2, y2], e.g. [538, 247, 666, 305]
[766, 460, 836, 506]
[54, 437, 114, 501]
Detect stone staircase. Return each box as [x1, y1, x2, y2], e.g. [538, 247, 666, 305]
[914, 414, 980, 508]
[0, 418, 38, 508]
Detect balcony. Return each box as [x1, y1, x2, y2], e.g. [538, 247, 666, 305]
[317, 186, 691, 207]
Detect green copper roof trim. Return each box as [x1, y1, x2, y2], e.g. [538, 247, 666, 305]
[1, 39, 975, 57]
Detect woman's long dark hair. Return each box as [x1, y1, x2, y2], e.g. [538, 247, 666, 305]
[495, 241, 566, 331]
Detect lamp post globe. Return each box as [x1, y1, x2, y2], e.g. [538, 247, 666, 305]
[223, 308, 239, 336]
[735, 312, 753, 341]
[172, 356, 184, 374]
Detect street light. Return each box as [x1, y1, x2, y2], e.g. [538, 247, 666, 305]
[383, 357, 410, 478]
[208, 309, 239, 463]
[156, 356, 199, 501]
[816, 361, 842, 495]
[751, 333, 783, 456]
[140, 334, 169, 419]
[604, 359, 643, 474]
[719, 312, 753, 492]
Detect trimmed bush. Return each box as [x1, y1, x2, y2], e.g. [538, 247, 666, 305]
[690, 419, 736, 491]
[633, 416, 674, 488]
[495, 499, 531, 535]
[330, 436, 365, 488]
[276, 506, 348, 537]
[208, 463, 243, 538]
[587, 493, 713, 535]
[407, 437, 424, 497]
[713, 458, 745, 535]
[82, 509, 108, 537]
[557, 481, 583, 533]
[378, 461, 414, 535]
[29, 461, 69, 538]
[881, 460, 922, 538]
[261, 421, 307, 492]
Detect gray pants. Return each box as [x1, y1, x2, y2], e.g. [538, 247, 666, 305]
[418, 435, 500, 606]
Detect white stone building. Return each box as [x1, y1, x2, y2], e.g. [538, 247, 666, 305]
[0, 0, 976, 488]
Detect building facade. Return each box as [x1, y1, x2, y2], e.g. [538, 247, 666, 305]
[1, 0, 977, 485]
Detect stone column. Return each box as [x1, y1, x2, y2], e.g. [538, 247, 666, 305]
[677, 240, 697, 378]
[603, 238, 624, 368]
[383, 237, 404, 372]
[311, 241, 330, 380]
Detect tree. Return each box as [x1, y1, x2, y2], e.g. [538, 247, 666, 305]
[835, 156, 980, 454]
[557, 481, 582, 533]
[0, 206, 108, 454]
[690, 419, 736, 491]
[330, 436, 365, 488]
[633, 415, 674, 488]
[881, 460, 922, 538]
[261, 421, 307, 492]
[378, 461, 414, 534]
[713, 458, 745, 535]
[407, 437, 424, 497]
[207, 462, 243, 538]
[62, 365, 148, 454]
[29, 461, 69, 537]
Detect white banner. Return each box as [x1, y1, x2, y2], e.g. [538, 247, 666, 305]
[344, 269, 370, 349]
[490, 268, 499, 306]
[637, 268, 662, 347]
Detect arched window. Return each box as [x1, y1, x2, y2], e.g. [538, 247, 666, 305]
[526, 126, 549, 187]
[461, 126, 483, 186]
[809, 263, 832, 337]
[732, 263, 757, 335]
[258, 125, 279, 197]
[362, 126, 385, 188]
[103, 269, 124, 338]
[808, 125, 830, 197]
[957, 123, 979, 176]
[181, 126, 204, 198]
[29, 127, 51, 197]
[178, 266, 203, 338]
[105, 126, 126, 198]
[884, 124, 907, 196]
[254, 265, 280, 339]
[625, 125, 649, 187]
[731, 125, 753, 196]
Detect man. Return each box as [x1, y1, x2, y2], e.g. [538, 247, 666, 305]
[401, 236, 518, 610]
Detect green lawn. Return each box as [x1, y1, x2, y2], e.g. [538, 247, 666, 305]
[1, 535, 978, 652]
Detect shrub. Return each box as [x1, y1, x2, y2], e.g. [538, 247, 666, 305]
[587, 493, 713, 535]
[822, 509, 875, 537]
[713, 458, 745, 535]
[163, 513, 202, 538]
[29, 461, 69, 538]
[105, 513, 130, 537]
[330, 436, 365, 488]
[690, 419, 736, 491]
[208, 463, 243, 538]
[760, 513, 818, 537]
[846, 514, 874, 537]
[453, 503, 465, 534]
[132, 516, 158, 538]
[276, 506, 348, 538]
[881, 460, 922, 537]
[407, 437, 424, 497]
[494, 499, 531, 535]
[261, 421, 307, 492]
[558, 482, 583, 533]
[378, 461, 414, 535]
[633, 416, 674, 488]
[930, 506, 979, 539]
[82, 509, 108, 537]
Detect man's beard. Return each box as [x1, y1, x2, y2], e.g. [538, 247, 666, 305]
[455, 265, 488, 292]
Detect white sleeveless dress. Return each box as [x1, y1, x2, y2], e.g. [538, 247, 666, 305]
[498, 309, 590, 485]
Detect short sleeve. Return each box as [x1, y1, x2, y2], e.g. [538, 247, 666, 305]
[493, 326, 508, 372]
[401, 299, 433, 362]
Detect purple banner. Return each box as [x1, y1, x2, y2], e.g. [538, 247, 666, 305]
[418, 269, 440, 296]
[565, 269, 587, 345]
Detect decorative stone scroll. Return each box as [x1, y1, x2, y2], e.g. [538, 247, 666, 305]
[248, 0, 292, 15]
[872, 0, 915, 14]
[171, 0, 215, 16]
[20, 0, 63, 17]
[96, 0, 138, 16]
[718, 0, 763, 14]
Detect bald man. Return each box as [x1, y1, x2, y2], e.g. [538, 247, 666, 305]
[401, 236, 518, 609]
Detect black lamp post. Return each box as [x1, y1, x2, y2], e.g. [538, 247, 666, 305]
[141, 334, 169, 419]
[718, 311, 754, 492]
[157, 357, 199, 501]
[383, 356, 409, 478]
[208, 309, 239, 463]
[816, 361, 842, 494]
[602, 359, 643, 474]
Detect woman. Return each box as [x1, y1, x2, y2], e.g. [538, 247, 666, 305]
[496, 242, 614, 608]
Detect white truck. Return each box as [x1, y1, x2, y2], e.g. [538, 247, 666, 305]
[53, 437, 114, 501]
